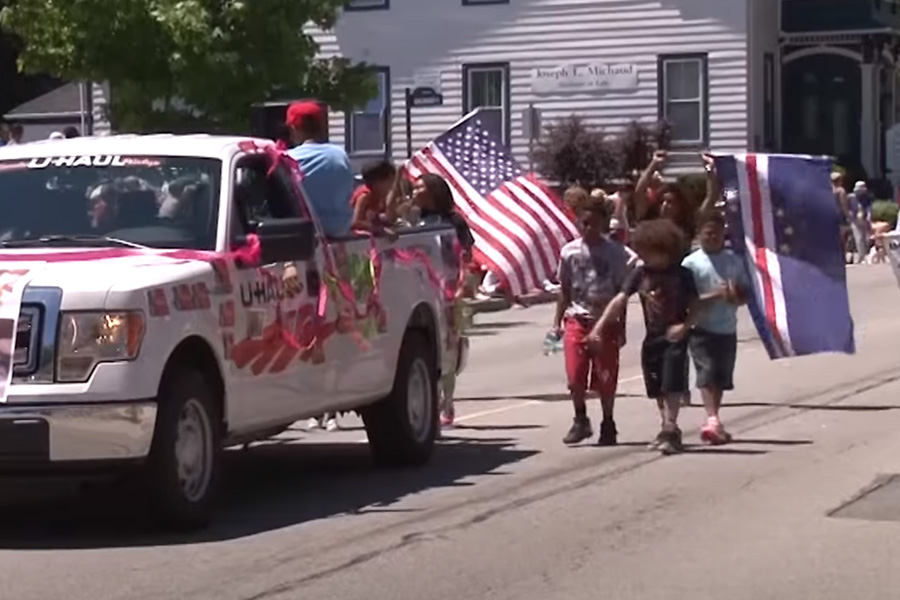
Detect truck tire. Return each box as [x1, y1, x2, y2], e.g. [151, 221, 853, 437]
[362, 330, 438, 467]
[145, 368, 222, 530]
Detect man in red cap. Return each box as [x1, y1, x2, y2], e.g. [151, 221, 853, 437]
[285, 100, 354, 237]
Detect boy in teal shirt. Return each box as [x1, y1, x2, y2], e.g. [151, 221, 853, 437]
[682, 212, 749, 445]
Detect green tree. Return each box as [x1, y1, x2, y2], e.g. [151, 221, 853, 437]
[0, 0, 377, 133]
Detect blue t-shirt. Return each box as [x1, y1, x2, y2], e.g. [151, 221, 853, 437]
[286, 142, 354, 237]
[681, 247, 749, 335]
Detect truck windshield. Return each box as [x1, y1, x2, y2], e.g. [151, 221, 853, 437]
[0, 155, 222, 250]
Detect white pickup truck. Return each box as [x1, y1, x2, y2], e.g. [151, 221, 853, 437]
[0, 134, 467, 529]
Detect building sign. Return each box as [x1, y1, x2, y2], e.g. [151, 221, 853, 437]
[531, 63, 638, 94]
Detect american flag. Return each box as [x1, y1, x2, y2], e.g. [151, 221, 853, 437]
[406, 110, 578, 297]
[714, 153, 855, 359]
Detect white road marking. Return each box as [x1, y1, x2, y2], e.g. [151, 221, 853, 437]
[354, 374, 648, 442]
[352, 359, 762, 442]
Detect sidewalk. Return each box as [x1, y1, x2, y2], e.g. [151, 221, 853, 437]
[464, 290, 557, 314]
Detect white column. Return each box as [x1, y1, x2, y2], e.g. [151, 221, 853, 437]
[861, 63, 877, 177]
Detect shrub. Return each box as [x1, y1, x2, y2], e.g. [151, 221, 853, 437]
[530, 116, 619, 189]
[532, 116, 670, 189]
[872, 200, 898, 228]
[619, 119, 672, 178]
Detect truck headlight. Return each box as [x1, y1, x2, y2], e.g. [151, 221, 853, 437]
[57, 311, 146, 383]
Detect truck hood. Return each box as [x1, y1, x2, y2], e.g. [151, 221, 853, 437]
[0, 248, 214, 309]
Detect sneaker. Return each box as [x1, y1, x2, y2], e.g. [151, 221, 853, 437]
[657, 429, 684, 456]
[649, 428, 683, 453]
[307, 417, 322, 430]
[700, 418, 732, 446]
[325, 417, 339, 432]
[597, 419, 618, 446]
[563, 418, 593, 445]
[647, 430, 667, 451]
[440, 409, 455, 427]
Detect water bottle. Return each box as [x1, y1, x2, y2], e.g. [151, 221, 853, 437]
[542, 329, 563, 356]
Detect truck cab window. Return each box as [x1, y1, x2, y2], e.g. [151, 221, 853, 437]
[232, 156, 301, 236]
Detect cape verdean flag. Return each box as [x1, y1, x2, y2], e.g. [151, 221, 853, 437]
[714, 153, 855, 359]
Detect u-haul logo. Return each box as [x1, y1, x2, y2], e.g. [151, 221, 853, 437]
[27, 155, 127, 169]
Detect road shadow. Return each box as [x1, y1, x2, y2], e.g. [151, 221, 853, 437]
[731, 439, 813, 446]
[468, 320, 531, 331]
[460, 392, 644, 403]
[683, 447, 769, 455]
[726, 402, 900, 412]
[0, 437, 536, 550]
[569, 441, 651, 449]
[452, 424, 545, 431]
[467, 329, 498, 337]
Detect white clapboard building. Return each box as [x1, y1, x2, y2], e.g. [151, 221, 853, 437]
[310, 0, 900, 179]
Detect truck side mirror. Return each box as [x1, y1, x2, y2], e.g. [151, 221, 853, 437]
[251, 218, 317, 264]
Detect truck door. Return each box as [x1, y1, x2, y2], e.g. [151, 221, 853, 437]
[226, 153, 328, 431]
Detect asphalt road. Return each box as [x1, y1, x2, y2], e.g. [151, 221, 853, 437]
[3, 265, 900, 600]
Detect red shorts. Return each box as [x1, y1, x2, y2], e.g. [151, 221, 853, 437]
[564, 318, 621, 399]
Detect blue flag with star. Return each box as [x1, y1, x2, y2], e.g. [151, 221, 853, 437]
[714, 153, 855, 359]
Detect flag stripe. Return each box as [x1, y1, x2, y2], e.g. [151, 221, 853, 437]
[517, 176, 580, 242]
[733, 155, 782, 358]
[493, 183, 556, 277]
[755, 156, 795, 355]
[745, 154, 787, 356]
[503, 180, 567, 260]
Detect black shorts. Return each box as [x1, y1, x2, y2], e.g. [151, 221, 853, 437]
[641, 336, 689, 398]
[689, 329, 737, 391]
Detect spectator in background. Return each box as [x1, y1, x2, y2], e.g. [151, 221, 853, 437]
[853, 180, 873, 221]
[285, 101, 354, 237]
[848, 181, 872, 264]
[831, 172, 853, 264]
[0, 122, 9, 146]
[606, 183, 633, 244]
[7, 123, 23, 145]
[62, 126, 80, 139]
[48, 131, 65, 140]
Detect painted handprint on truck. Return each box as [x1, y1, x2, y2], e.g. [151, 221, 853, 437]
[230, 303, 336, 375]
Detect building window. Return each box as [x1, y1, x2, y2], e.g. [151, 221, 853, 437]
[344, 0, 388, 11]
[657, 53, 709, 146]
[462, 63, 510, 144]
[346, 68, 390, 156]
[763, 52, 776, 150]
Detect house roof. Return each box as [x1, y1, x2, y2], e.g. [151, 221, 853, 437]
[3, 82, 84, 119]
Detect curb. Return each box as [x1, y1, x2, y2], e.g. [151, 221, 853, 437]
[464, 297, 512, 314]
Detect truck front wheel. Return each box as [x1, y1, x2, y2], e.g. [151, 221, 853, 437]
[362, 330, 438, 466]
[145, 368, 222, 530]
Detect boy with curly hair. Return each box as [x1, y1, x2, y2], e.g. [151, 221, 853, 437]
[593, 219, 701, 455]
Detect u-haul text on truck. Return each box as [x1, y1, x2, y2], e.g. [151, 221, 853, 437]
[0, 134, 467, 529]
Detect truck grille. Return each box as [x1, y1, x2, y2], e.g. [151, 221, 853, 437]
[13, 306, 41, 376]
